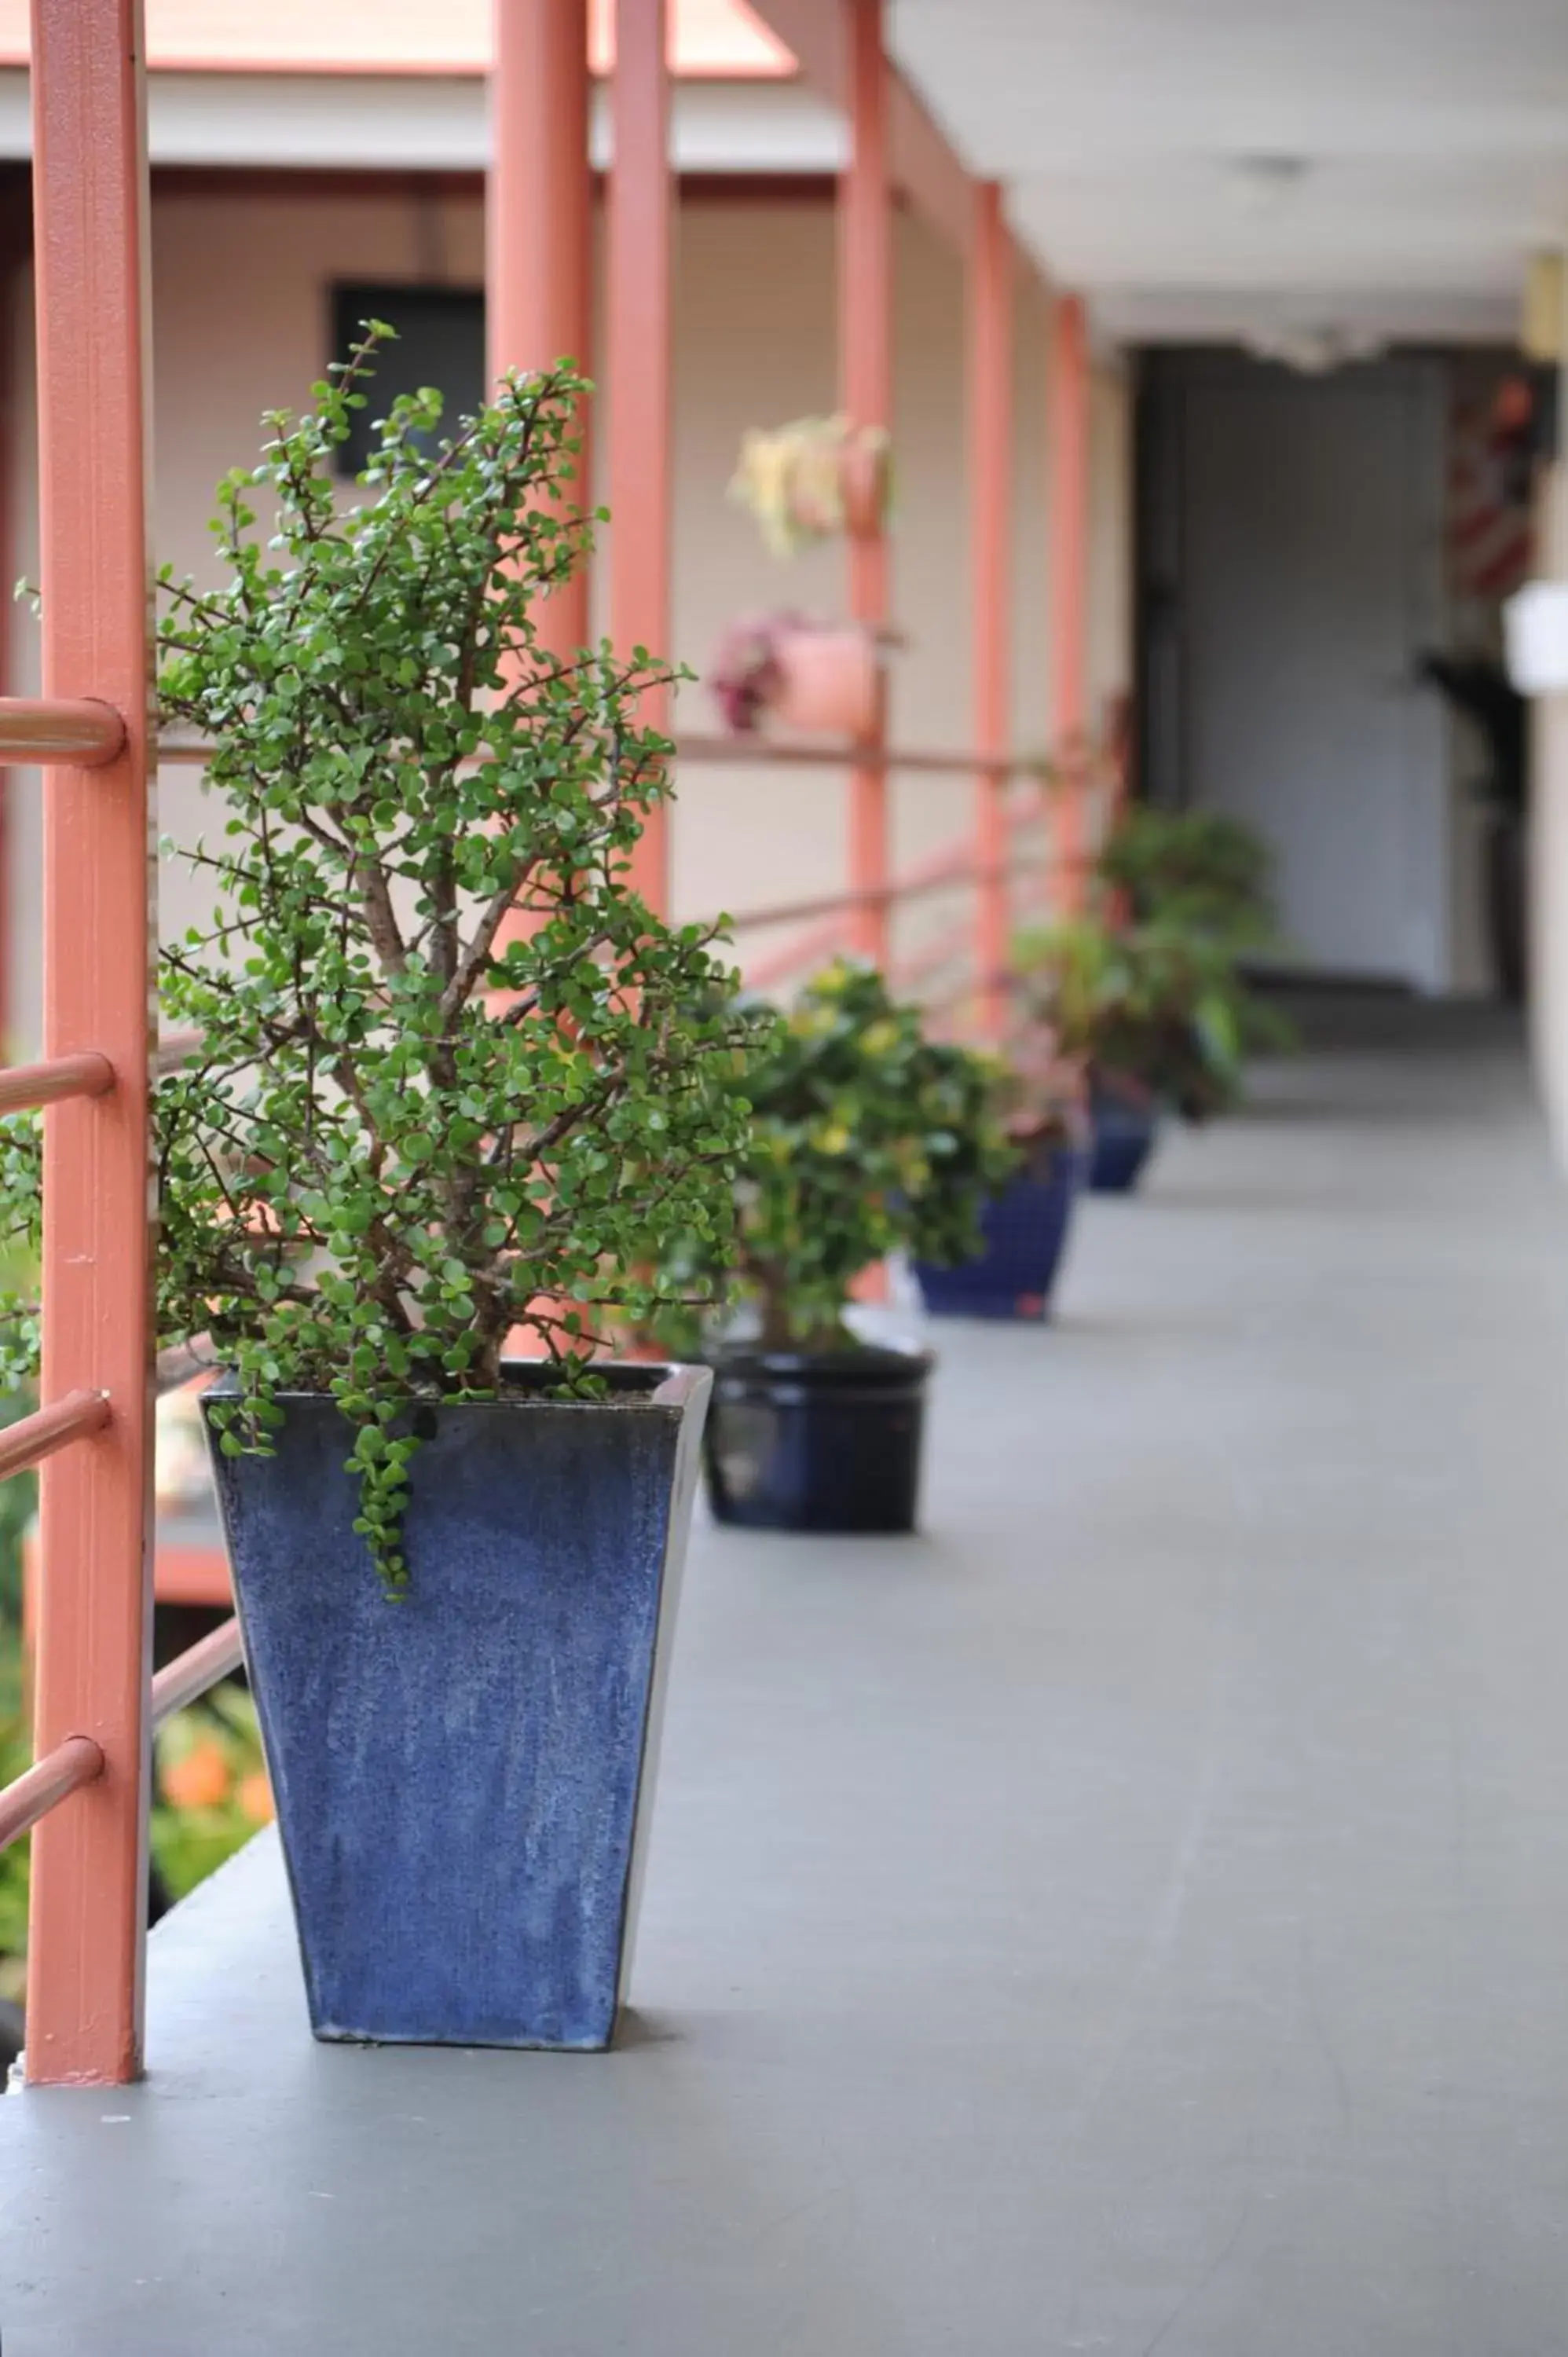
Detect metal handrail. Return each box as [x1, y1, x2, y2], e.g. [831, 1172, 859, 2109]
[0, 1619, 246, 1859]
[0, 695, 125, 767]
[152, 730, 1095, 784]
[0, 1052, 115, 1114]
[0, 1736, 104, 1851]
[672, 731, 1060, 780]
[0, 1390, 111, 1479]
[150, 1618, 244, 1729]
[725, 849, 1062, 938]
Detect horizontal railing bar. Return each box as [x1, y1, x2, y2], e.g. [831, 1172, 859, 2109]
[153, 1028, 202, 1076]
[891, 917, 975, 992]
[154, 733, 1088, 785]
[0, 697, 125, 767]
[0, 1390, 111, 1481]
[745, 913, 844, 993]
[726, 850, 1063, 937]
[674, 733, 1057, 780]
[156, 1335, 215, 1395]
[0, 1050, 115, 1115]
[0, 1734, 104, 1852]
[151, 1617, 243, 1728]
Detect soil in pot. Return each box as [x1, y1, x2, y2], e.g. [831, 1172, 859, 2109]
[202, 1362, 709, 2051]
[702, 1345, 929, 1534]
[914, 1143, 1085, 1321]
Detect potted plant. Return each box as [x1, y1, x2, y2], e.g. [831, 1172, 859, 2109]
[1095, 805, 1277, 950]
[709, 610, 884, 740]
[728, 413, 892, 559]
[0, 339, 765, 2053]
[1017, 912, 1284, 1192]
[911, 1048, 1088, 1321]
[658, 962, 1015, 1533]
[1072, 808, 1286, 1189]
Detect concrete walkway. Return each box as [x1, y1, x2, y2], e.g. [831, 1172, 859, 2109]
[9, 1003, 1568, 2353]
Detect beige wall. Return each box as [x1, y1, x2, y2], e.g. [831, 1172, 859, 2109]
[2, 178, 1134, 1047]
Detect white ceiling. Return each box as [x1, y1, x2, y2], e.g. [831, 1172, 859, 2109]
[889, 0, 1568, 342]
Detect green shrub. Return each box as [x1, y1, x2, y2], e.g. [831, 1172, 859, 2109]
[1017, 914, 1287, 1123]
[663, 961, 1017, 1352]
[0, 332, 767, 1589]
[1097, 807, 1276, 948]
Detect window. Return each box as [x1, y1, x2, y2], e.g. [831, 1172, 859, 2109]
[329, 284, 485, 478]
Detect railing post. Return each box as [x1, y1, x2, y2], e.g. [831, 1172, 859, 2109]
[25, 0, 156, 2086]
[1050, 289, 1090, 913]
[609, 0, 672, 916]
[841, 0, 892, 966]
[487, 0, 593, 664]
[0, 176, 32, 1051]
[970, 181, 1012, 1039]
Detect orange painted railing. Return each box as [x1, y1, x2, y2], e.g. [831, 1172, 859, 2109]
[0, 0, 163, 2090]
[157, 724, 1119, 1012]
[690, 727, 1119, 1017]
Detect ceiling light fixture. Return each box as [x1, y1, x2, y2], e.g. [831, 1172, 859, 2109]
[1242, 322, 1387, 376]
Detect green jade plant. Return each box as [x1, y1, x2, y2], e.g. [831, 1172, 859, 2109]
[1096, 806, 1277, 950]
[1017, 913, 1286, 1124]
[667, 961, 1017, 1353]
[0, 334, 763, 1588]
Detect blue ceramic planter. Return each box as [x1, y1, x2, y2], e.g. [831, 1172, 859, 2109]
[1089, 1085, 1162, 1194]
[202, 1363, 709, 2052]
[914, 1148, 1085, 1321]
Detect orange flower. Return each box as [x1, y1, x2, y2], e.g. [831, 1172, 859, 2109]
[236, 1772, 274, 1826]
[162, 1743, 230, 1811]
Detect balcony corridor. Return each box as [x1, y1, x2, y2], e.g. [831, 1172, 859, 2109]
[9, 1001, 1568, 2354]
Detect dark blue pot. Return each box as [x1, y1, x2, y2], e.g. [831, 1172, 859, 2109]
[913, 1148, 1085, 1321]
[202, 1363, 708, 2052]
[704, 1346, 929, 1534]
[1089, 1087, 1162, 1194]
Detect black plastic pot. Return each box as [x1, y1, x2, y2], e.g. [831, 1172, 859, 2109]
[702, 1346, 931, 1534]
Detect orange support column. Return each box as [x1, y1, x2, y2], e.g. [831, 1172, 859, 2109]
[609, 0, 672, 915]
[840, 0, 892, 966]
[25, 0, 156, 2085]
[969, 182, 1012, 1039]
[1049, 291, 1090, 912]
[488, 0, 593, 662]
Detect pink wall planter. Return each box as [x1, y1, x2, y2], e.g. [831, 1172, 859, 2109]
[771, 625, 881, 740]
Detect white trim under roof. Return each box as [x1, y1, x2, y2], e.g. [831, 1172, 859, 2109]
[0, 68, 846, 176]
[0, 0, 797, 78]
